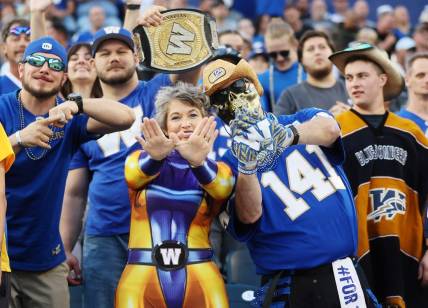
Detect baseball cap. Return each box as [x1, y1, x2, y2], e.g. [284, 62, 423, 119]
[210, 45, 242, 64]
[376, 5, 393, 17]
[247, 41, 268, 60]
[23, 36, 67, 66]
[91, 26, 134, 56]
[395, 37, 415, 51]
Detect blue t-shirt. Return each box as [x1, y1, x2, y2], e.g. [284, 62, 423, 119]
[0, 74, 21, 95]
[258, 62, 307, 113]
[69, 74, 171, 236]
[396, 108, 428, 137]
[0, 91, 98, 271]
[209, 119, 232, 161]
[222, 108, 358, 274]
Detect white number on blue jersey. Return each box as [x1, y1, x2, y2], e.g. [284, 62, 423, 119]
[208, 125, 232, 160]
[261, 145, 345, 220]
[96, 105, 143, 157]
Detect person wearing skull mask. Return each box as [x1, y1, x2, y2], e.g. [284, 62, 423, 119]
[202, 58, 380, 307]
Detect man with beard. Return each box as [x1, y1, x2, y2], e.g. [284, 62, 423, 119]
[60, 13, 202, 308]
[0, 36, 135, 308]
[0, 18, 30, 94]
[275, 30, 350, 116]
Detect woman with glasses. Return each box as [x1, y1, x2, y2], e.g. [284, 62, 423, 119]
[115, 83, 235, 308]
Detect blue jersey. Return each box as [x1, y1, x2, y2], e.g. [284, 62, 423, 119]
[0, 91, 97, 271]
[222, 108, 358, 274]
[209, 119, 232, 161]
[396, 108, 428, 137]
[0, 73, 21, 95]
[69, 75, 171, 236]
[258, 62, 306, 113]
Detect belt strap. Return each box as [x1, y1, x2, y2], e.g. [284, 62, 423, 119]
[262, 270, 284, 308]
[127, 248, 213, 265]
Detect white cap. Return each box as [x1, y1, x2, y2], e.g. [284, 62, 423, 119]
[377, 4, 393, 17]
[395, 37, 415, 50]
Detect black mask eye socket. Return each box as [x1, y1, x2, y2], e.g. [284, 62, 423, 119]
[209, 78, 250, 104]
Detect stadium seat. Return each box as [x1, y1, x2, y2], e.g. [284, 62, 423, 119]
[225, 248, 260, 286]
[226, 283, 257, 308]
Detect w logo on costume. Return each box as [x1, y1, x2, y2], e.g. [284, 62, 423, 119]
[154, 241, 187, 270]
[368, 188, 406, 222]
[160, 248, 182, 265]
[166, 23, 195, 55]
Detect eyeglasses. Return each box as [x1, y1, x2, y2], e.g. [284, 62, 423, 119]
[9, 26, 31, 37]
[268, 50, 290, 60]
[22, 54, 65, 72]
[210, 78, 250, 104]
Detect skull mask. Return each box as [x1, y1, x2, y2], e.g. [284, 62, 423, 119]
[211, 81, 264, 124]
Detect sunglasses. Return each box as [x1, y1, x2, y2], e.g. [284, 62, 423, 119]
[22, 54, 65, 72]
[268, 50, 290, 60]
[210, 78, 250, 104]
[9, 26, 31, 36]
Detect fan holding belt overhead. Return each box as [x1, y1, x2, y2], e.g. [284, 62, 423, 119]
[132, 8, 219, 73]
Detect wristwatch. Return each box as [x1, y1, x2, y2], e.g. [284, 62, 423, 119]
[289, 125, 300, 145]
[67, 93, 84, 114]
[126, 3, 141, 10]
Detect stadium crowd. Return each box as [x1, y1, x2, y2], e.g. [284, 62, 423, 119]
[0, 0, 428, 307]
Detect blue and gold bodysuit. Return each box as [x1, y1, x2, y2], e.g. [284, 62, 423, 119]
[115, 150, 235, 308]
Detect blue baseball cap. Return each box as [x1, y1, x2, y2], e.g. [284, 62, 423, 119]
[23, 36, 67, 66]
[247, 41, 268, 60]
[91, 26, 134, 56]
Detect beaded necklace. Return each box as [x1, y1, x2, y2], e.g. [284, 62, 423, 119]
[17, 90, 60, 160]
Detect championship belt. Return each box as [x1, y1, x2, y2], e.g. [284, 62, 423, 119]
[133, 9, 218, 73]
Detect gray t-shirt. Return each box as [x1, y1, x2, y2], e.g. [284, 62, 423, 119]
[274, 80, 350, 115]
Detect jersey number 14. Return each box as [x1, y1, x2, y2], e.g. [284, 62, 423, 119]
[261, 145, 345, 220]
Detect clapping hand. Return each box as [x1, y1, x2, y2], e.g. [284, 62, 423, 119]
[136, 118, 177, 161]
[175, 116, 218, 167]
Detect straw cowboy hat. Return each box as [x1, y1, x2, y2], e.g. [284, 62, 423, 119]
[203, 58, 263, 96]
[329, 42, 404, 100]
